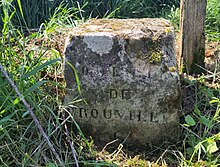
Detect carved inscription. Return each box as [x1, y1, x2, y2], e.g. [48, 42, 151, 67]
[72, 107, 163, 123]
[81, 65, 105, 77]
[75, 65, 161, 124]
[81, 65, 124, 78]
[109, 89, 131, 100]
[103, 109, 112, 119]
[82, 66, 89, 75]
[112, 66, 120, 77]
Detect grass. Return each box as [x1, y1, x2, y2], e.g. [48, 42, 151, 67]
[206, 0, 220, 41]
[0, 0, 180, 28]
[0, 0, 219, 166]
[166, 0, 220, 41]
[180, 76, 220, 166]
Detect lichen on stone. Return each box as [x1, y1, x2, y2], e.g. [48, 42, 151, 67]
[135, 37, 163, 64]
[164, 27, 172, 33]
[168, 66, 177, 72]
[83, 33, 114, 56]
[137, 50, 162, 64]
[148, 51, 162, 64]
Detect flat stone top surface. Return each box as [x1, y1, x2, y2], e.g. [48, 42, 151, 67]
[69, 18, 173, 38]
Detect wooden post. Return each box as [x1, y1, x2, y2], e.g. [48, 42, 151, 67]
[179, 0, 207, 74]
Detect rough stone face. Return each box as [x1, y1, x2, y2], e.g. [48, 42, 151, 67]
[64, 18, 180, 148]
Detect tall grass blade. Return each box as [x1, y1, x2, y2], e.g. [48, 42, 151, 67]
[0, 112, 16, 126]
[24, 80, 48, 96]
[0, 62, 63, 165]
[21, 58, 61, 80]
[66, 61, 81, 95]
[16, 0, 23, 17]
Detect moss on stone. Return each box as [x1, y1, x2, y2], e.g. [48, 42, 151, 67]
[168, 66, 177, 72]
[164, 27, 172, 33]
[149, 51, 162, 64]
[135, 37, 163, 64]
[137, 50, 162, 64]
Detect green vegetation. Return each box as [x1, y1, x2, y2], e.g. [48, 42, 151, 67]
[0, 0, 180, 28]
[180, 76, 220, 166]
[166, 0, 220, 41]
[206, 0, 220, 41]
[137, 50, 162, 64]
[0, 0, 219, 166]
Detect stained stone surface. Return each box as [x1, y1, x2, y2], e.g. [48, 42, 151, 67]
[64, 18, 180, 147]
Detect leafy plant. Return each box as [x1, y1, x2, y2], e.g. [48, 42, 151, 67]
[0, 0, 220, 166]
[182, 77, 220, 166]
[1, 1, 83, 166]
[166, 6, 180, 30]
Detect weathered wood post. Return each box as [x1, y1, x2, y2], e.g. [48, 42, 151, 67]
[179, 0, 207, 74]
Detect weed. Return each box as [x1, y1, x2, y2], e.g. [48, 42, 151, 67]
[0, 0, 219, 166]
[180, 76, 220, 166]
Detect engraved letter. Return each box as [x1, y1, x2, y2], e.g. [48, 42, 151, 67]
[82, 66, 88, 75]
[110, 89, 117, 98]
[150, 113, 158, 122]
[79, 108, 87, 118]
[91, 109, 98, 118]
[103, 109, 112, 119]
[130, 110, 142, 121]
[137, 110, 141, 121]
[129, 111, 134, 120]
[114, 110, 125, 119]
[121, 89, 130, 100]
[112, 66, 120, 77]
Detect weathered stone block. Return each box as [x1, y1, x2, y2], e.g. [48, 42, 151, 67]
[64, 18, 180, 148]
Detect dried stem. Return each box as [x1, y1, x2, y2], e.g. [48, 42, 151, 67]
[62, 112, 79, 167]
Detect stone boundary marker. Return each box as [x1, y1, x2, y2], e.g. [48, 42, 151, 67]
[64, 18, 180, 148]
